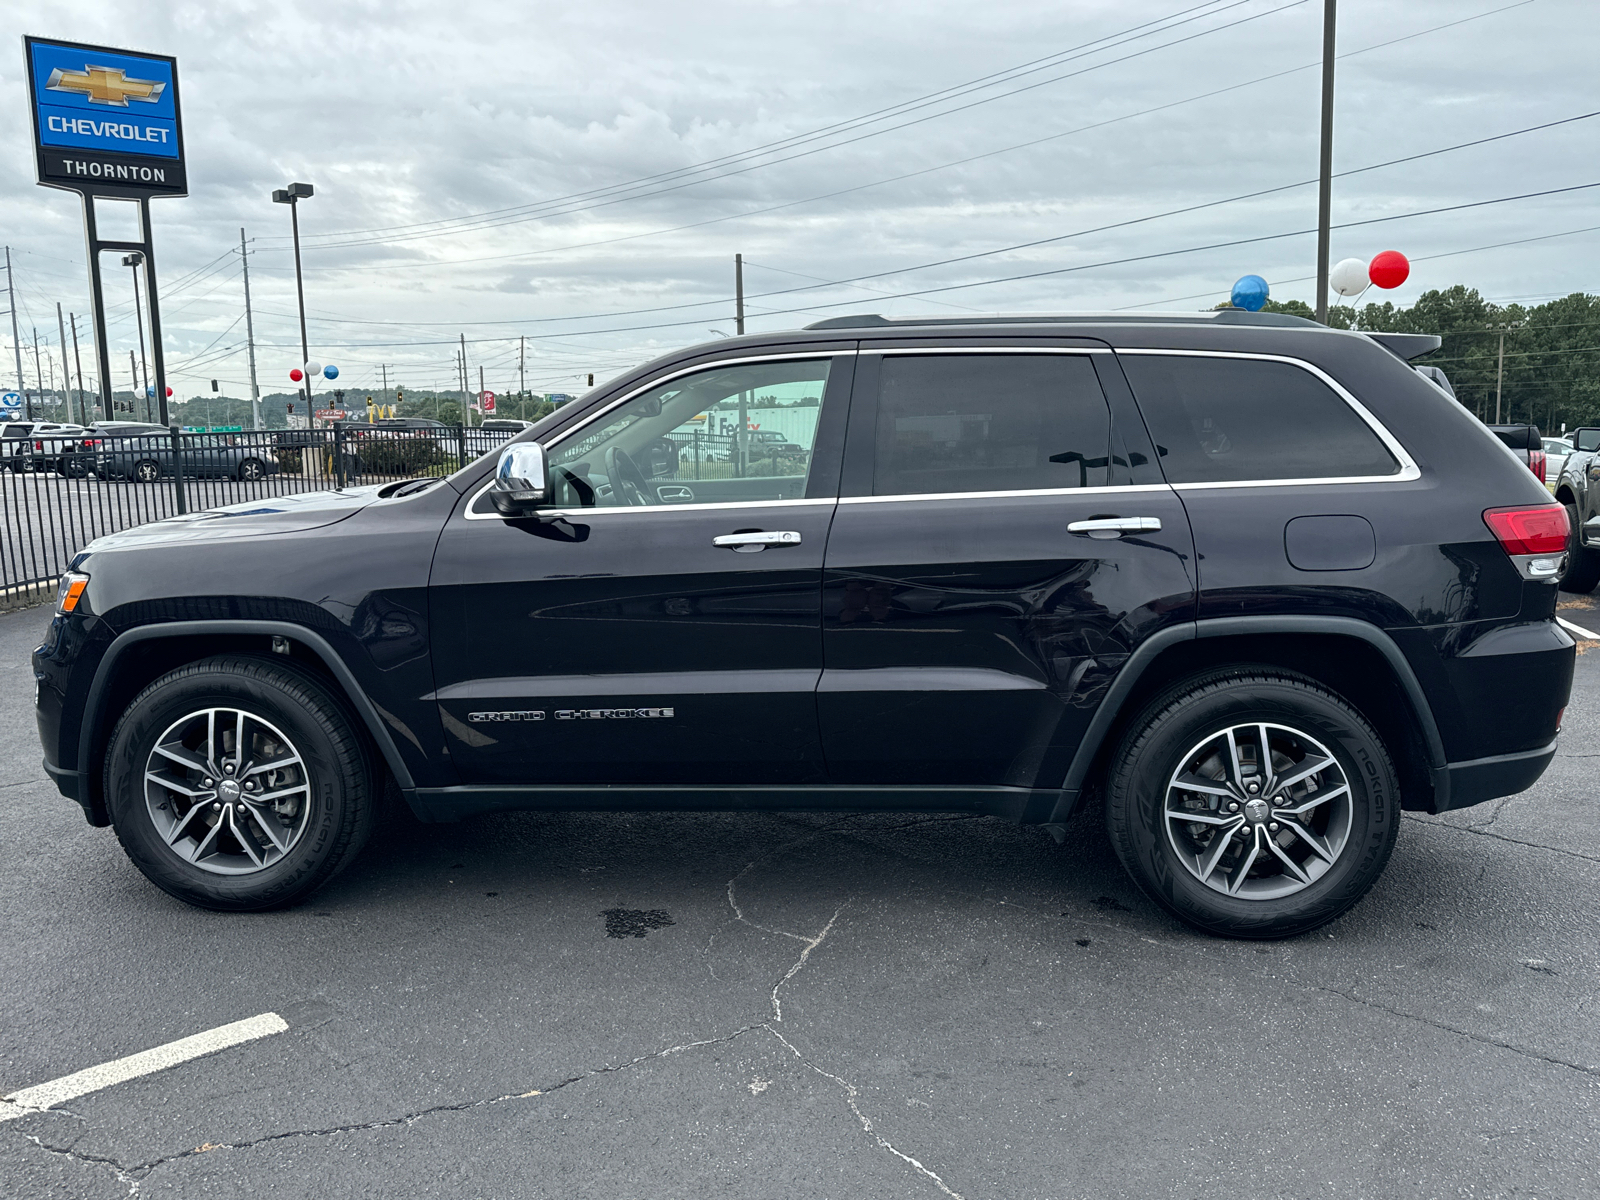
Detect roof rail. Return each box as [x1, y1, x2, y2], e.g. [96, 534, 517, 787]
[802, 310, 1321, 330]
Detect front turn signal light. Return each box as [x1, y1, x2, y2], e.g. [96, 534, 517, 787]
[55, 571, 89, 615]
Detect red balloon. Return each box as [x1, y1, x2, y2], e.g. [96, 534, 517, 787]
[165, 386, 173, 397]
[289, 368, 303, 382]
[1368, 250, 1410, 289]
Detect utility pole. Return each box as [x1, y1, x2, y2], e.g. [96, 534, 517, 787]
[479, 365, 486, 418]
[240, 228, 261, 430]
[519, 336, 526, 403]
[1495, 328, 1507, 424]
[7, 248, 27, 418]
[129, 350, 138, 415]
[70, 313, 87, 425]
[125, 254, 152, 420]
[32, 328, 45, 420]
[380, 363, 388, 414]
[1314, 0, 1337, 324]
[56, 303, 70, 423]
[735, 253, 745, 336]
[459, 333, 471, 427]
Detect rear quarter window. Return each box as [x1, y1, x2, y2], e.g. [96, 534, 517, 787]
[1119, 353, 1400, 484]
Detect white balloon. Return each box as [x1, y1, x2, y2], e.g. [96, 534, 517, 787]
[1329, 258, 1370, 297]
[304, 361, 322, 378]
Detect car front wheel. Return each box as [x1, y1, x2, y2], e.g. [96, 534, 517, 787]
[131, 459, 161, 483]
[1105, 668, 1399, 939]
[237, 457, 265, 481]
[105, 656, 379, 911]
[1560, 502, 1600, 593]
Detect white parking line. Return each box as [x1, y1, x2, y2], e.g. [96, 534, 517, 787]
[1558, 616, 1600, 640]
[0, 1012, 288, 1122]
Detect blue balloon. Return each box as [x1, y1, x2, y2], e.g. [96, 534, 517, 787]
[1230, 274, 1269, 312]
[323, 364, 339, 380]
[145, 385, 155, 397]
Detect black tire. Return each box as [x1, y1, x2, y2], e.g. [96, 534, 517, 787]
[1560, 502, 1600, 593]
[105, 655, 379, 911]
[131, 458, 160, 483]
[6, 458, 22, 474]
[1105, 668, 1399, 939]
[237, 457, 265, 481]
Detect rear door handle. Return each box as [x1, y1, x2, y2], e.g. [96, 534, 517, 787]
[712, 530, 803, 551]
[1067, 517, 1162, 540]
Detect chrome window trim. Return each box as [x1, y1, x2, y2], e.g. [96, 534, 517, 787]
[465, 489, 836, 521]
[867, 346, 1111, 355]
[839, 483, 1173, 505]
[1115, 347, 1422, 488]
[462, 350, 851, 522]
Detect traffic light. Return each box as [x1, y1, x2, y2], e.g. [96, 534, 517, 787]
[587, 373, 594, 386]
[211, 379, 219, 392]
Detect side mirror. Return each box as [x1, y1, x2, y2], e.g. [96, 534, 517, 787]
[490, 442, 549, 516]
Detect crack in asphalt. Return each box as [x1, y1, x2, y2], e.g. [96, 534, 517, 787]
[1403, 813, 1600, 864]
[7, 828, 964, 1199]
[1307, 985, 1600, 1079]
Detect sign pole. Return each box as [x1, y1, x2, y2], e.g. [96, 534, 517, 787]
[138, 198, 170, 425]
[78, 203, 114, 421]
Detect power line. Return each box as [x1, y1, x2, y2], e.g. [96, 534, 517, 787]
[279, 0, 1311, 254]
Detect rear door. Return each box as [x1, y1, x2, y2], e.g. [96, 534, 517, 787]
[817, 343, 1196, 794]
[429, 349, 854, 787]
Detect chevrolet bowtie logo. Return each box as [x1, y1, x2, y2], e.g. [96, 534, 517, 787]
[46, 64, 165, 107]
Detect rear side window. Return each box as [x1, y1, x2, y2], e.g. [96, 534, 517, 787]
[872, 353, 1111, 495]
[1120, 353, 1399, 484]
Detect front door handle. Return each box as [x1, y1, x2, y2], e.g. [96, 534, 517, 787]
[712, 530, 803, 552]
[1067, 516, 1162, 540]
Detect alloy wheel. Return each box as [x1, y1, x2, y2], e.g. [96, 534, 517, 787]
[143, 707, 311, 875]
[1163, 721, 1353, 900]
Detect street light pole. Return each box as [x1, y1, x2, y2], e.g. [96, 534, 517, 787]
[1314, 0, 1337, 325]
[272, 183, 315, 412]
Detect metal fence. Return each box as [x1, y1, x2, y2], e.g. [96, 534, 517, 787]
[0, 424, 513, 605]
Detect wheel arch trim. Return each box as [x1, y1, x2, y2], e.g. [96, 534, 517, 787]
[79, 621, 416, 818]
[1048, 615, 1448, 823]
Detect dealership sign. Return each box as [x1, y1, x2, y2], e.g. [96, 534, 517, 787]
[24, 36, 186, 197]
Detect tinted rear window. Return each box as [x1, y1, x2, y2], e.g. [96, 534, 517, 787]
[1119, 354, 1400, 483]
[872, 353, 1111, 495]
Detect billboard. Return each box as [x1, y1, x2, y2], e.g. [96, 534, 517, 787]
[24, 36, 186, 196]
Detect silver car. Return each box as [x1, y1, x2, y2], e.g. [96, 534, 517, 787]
[1543, 436, 1572, 487]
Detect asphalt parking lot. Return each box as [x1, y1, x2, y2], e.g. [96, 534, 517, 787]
[1, 601, 1597, 1200]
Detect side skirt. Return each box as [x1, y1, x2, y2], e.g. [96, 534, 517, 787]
[406, 784, 1060, 824]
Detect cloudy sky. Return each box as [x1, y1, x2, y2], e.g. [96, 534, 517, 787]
[2, 0, 1596, 402]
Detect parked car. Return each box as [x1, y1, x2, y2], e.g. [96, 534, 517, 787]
[480, 419, 534, 433]
[1542, 436, 1572, 487]
[36, 310, 1572, 939]
[91, 430, 280, 482]
[1486, 423, 1546, 483]
[1553, 427, 1600, 591]
[4, 421, 85, 473]
[2, 421, 37, 470]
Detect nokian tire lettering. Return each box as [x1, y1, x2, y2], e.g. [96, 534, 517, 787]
[104, 656, 378, 911]
[1104, 668, 1399, 940]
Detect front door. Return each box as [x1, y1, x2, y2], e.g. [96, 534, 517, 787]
[818, 346, 1196, 793]
[429, 352, 853, 787]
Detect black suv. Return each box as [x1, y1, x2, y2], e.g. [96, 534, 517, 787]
[33, 311, 1573, 937]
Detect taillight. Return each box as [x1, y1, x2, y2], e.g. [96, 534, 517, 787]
[1484, 504, 1569, 556]
[33, 440, 42, 450]
[1529, 450, 1547, 478]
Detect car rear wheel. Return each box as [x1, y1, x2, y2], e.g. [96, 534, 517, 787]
[1105, 668, 1399, 939]
[131, 459, 160, 483]
[1560, 502, 1600, 593]
[237, 457, 265, 481]
[105, 656, 379, 911]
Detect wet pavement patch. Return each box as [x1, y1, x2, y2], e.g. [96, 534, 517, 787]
[601, 908, 676, 939]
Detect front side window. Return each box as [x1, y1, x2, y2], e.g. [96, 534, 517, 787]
[548, 358, 831, 507]
[871, 353, 1112, 496]
[1119, 354, 1400, 484]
